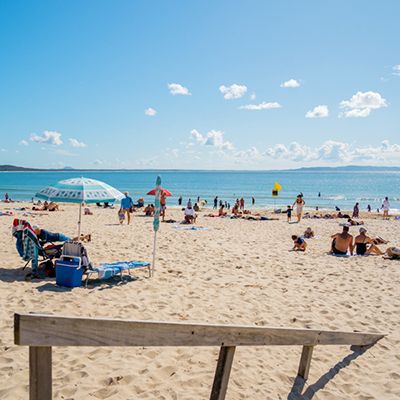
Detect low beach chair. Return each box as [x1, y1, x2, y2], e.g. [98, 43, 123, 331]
[84, 261, 151, 287]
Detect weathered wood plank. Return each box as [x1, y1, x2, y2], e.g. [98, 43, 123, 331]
[29, 346, 52, 400]
[15, 313, 385, 348]
[210, 346, 236, 400]
[297, 345, 314, 380]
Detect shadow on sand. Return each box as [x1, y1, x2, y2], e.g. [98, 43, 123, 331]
[287, 345, 372, 400]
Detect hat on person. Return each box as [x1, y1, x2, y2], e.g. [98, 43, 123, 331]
[359, 227, 367, 233]
[32, 225, 39, 231]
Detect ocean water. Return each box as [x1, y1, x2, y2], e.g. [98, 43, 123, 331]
[0, 169, 399, 211]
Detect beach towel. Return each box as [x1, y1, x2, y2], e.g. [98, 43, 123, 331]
[173, 225, 209, 231]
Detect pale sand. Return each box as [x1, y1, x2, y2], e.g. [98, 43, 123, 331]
[0, 202, 399, 399]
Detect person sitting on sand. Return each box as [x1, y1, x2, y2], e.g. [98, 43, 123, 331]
[291, 235, 307, 251]
[303, 227, 314, 238]
[184, 203, 197, 224]
[232, 203, 242, 216]
[330, 225, 354, 255]
[144, 204, 155, 217]
[32, 200, 49, 211]
[354, 227, 383, 256]
[84, 207, 93, 215]
[47, 202, 59, 211]
[193, 202, 200, 212]
[218, 205, 227, 216]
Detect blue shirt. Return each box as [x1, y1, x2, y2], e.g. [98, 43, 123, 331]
[121, 196, 133, 209]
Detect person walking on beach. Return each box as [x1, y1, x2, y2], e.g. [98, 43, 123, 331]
[292, 194, 305, 222]
[178, 196, 182, 206]
[367, 204, 371, 212]
[382, 197, 390, 219]
[213, 196, 218, 209]
[121, 192, 134, 225]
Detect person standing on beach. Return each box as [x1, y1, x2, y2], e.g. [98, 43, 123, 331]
[213, 196, 218, 209]
[240, 197, 245, 210]
[252, 196, 255, 205]
[160, 191, 167, 222]
[292, 194, 305, 222]
[382, 197, 390, 219]
[121, 192, 134, 225]
[178, 196, 182, 206]
[352, 202, 360, 218]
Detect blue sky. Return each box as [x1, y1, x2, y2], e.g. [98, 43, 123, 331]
[0, 1, 399, 169]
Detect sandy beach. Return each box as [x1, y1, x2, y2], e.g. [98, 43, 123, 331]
[0, 202, 399, 399]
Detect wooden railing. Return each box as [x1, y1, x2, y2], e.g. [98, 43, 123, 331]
[14, 313, 385, 400]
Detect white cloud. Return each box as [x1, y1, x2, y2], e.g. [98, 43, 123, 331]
[219, 84, 247, 100]
[339, 91, 387, 118]
[305, 105, 329, 118]
[280, 79, 300, 88]
[145, 107, 157, 116]
[239, 101, 282, 110]
[250, 93, 256, 100]
[30, 130, 63, 145]
[167, 83, 191, 96]
[190, 129, 234, 150]
[68, 138, 87, 148]
[19, 140, 29, 146]
[393, 65, 400, 76]
[264, 140, 400, 163]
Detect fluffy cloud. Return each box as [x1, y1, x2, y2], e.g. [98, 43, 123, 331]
[219, 84, 247, 100]
[339, 91, 387, 118]
[393, 65, 400, 76]
[30, 130, 63, 145]
[190, 129, 234, 150]
[280, 79, 300, 88]
[305, 105, 329, 118]
[264, 140, 400, 163]
[19, 140, 29, 146]
[68, 138, 87, 148]
[145, 107, 157, 116]
[239, 101, 282, 110]
[167, 83, 191, 96]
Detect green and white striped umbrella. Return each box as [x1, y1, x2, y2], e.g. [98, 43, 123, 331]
[36, 177, 124, 237]
[36, 177, 124, 204]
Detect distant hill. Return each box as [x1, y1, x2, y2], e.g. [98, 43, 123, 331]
[1, 164, 399, 172]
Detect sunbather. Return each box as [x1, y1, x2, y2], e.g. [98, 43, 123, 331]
[330, 226, 353, 255]
[184, 204, 197, 224]
[354, 228, 383, 255]
[303, 227, 314, 238]
[144, 204, 155, 216]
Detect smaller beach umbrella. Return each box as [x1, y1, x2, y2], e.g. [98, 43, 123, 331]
[151, 176, 162, 276]
[147, 187, 172, 196]
[36, 177, 124, 237]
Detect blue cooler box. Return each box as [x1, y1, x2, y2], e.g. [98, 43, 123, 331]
[56, 258, 83, 287]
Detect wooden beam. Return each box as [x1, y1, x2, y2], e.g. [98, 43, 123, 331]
[29, 346, 52, 400]
[14, 314, 385, 348]
[210, 346, 236, 400]
[297, 345, 314, 380]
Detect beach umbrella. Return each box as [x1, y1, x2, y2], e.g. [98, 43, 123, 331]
[36, 177, 124, 237]
[147, 187, 172, 196]
[151, 176, 162, 277]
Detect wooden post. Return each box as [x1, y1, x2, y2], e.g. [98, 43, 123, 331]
[297, 345, 314, 380]
[29, 346, 52, 400]
[210, 346, 236, 400]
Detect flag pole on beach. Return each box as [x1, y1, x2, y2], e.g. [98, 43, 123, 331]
[151, 175, 161, 277]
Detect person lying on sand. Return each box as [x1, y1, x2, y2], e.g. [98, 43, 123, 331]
[303, 227, 314, 238]
[291, 235, 307, 251]
[354, 228, 383, 256]
[330, 225, 353, 255]
[32, 200, 49, 211]
[347, 218, 364, 226]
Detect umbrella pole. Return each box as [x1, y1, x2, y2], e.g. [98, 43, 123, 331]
[78, 203, 82, 239]
[152, 230, 157, 277]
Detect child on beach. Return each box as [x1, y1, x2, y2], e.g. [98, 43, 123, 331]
[291, 235, 307, 251]
[118, 208, 125, 224]
[286, 205, 292, 222]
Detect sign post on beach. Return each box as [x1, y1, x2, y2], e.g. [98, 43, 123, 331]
[151, 175, 161, 276]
